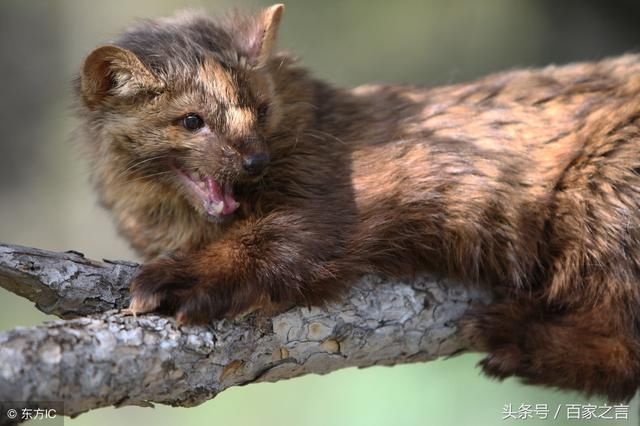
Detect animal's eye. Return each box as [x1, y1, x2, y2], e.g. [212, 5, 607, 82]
[181, 113, 205, 131]
[257, 103, 269, 124]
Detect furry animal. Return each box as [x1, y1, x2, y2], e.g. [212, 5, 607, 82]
[76, 4, 640, 401]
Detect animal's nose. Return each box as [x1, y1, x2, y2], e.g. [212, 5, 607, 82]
[242, 153, 270, 176]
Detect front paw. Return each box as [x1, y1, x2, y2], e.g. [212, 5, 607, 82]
[128, 254, 267, 325]
[128, 254, 199, 321]
[460, 302, 530, 380]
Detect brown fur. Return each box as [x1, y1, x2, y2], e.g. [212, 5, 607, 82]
[75, 5, 640, 401]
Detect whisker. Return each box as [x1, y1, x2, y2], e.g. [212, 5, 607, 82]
[303, 129, 347, 145]
[114, 155, 173, 181]
[125, 170, 176, 184]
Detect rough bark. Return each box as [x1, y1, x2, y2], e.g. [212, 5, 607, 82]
[0, 244, 136, 318]
[0, 243, 491, 419]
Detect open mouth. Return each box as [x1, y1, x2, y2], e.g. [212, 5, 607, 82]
[170, 162, 239, 218]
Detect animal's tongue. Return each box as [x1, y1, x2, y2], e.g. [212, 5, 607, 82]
[204, 177, 239, 216]
[169, 159, 239, 217]
[222, 192, 238, 214]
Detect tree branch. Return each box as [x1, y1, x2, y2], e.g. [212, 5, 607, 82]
[0, 244, 135, 318]
[0, 243, 491, 419]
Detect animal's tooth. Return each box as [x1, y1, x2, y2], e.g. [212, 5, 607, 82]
[213, 201, 224, 214]
[205, 200, 224, 215]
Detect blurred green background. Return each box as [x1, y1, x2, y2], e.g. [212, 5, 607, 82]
[1, 0, 639, 425]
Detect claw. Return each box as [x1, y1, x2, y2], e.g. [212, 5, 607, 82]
[128, 292, 161, 315]
[175, 311, 189, 327]
[120, 307, 138, 317]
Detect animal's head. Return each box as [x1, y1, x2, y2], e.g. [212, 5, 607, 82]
[77, 5, 297, 221]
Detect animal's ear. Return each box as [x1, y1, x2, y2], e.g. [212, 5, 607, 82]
[235, 4, 284, 67]
[80, 45, 164, 109]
